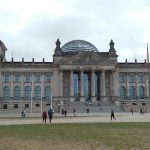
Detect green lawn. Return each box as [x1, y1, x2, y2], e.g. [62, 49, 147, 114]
[0, 123, 150, 150]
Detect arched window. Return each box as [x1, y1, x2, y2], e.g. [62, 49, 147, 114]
[129, 86, 135, 99]
[25, 86, 31, 100]
[3, 86, 10, 100]
[35, 86, 41, 100]
[119, 86, 125, 98]
[45, 86, 51, 100]
[14, 86, 21, 100]
[139, 86, 144, 99]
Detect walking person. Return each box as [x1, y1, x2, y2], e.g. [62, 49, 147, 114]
[130, 108, 133, 115]
[42, 110, 47, 123]
[21, 108, 26, 118]
[48, 107, 53, 123]
[64, 108, 67, 117]
[111, 109, 116, 120]
[73, 108, 76, 117]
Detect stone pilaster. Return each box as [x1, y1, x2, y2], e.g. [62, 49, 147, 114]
[145, 73, 149, 97]
[10, 73, 14, 98]
[20, 73, 24, 98]
[135, 74, 139, 98]
[126, 73, 129, 98]
[59, 70, 63, 97]
[112, 70, 119, 98]
[41, 73, 44, 99]
[53, 69, 59, 98]
[0, 70, 2, 100]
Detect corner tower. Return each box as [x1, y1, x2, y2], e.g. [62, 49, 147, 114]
[0, 40, 7, 62]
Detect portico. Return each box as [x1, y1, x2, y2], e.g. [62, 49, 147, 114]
[58, 67, 117, 103]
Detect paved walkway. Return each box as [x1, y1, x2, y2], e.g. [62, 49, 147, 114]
[0, 112, 150, 125]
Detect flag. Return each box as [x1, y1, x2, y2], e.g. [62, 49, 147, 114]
[147, 43, 149, 65]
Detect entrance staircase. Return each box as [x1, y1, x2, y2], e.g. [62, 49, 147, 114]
[62, 101, 124, 113]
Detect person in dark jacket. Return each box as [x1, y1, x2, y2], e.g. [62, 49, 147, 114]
[42, 110, 47, 123]
[111, 109, 116, 120]
[48, 107, 53, 123]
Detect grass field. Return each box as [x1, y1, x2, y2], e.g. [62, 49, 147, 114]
[0, 123, 150, 150]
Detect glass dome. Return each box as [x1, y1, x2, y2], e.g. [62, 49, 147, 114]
[62, 40, 98, 52]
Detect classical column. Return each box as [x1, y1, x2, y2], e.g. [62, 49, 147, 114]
[101, 70, 106, 101]
[70, 70, 74, 102]
[59, 70, 63, 98]
[80, 70, 85, 102]
[91, 70, 96, 102]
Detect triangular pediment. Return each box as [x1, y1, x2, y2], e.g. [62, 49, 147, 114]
[58, 52, 115, 66]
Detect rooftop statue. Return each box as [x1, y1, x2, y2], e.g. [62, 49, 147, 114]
[56, 38, 61, 48]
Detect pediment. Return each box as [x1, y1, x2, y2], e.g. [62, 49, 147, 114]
[59, 52, 115, 66]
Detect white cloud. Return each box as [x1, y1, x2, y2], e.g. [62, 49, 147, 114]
[0, 0, 150, 62]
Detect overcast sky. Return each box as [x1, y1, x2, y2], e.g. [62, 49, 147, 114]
[0, 0, 150, 62]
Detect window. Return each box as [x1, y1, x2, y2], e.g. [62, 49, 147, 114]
[138, 75, 144, 83]
[26, 74, 31, 82]
[3, 104, 7, 109]
[14, 104, 18, 109]
[119, 75, 125, 83]
[119, 86, 125, 98]
[45, 86, 51, 99]
[35, 74, 40, 82]
[35, 86, 41, 100]
[129, 76, 135, 83]
[25, 104, 29, 108]
[139, 86, 144, 99]
[4, 73, 10, 82]
[14, 73, 20, 82]
[45, 74, 51, 83]
[35, 103, 40, 107]
[25, 86, 31, 100]
[3, 86, 10, 100]
[129, 86, 135, 98]
[14, 86, 21, 100]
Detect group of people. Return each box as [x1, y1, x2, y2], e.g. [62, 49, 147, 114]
[42, 107, 54, 123]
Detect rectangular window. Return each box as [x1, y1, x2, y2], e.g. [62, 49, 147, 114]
[35, 74, 40, 83]
[26, 74, 31, 82]
[4, 73, 10, 82]
[15, 74, 20, 82]
[138, 75, 144, 83]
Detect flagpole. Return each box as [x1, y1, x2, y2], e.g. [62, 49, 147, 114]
[31, 77, 33, 113]
[147, 43, 150, 98]
[41, 90, 42, 113]
[31, 87, 32, 113]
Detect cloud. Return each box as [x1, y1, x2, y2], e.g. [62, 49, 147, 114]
[1, 0, 150, 62]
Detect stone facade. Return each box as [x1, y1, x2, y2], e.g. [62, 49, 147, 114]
[0, 39, 149, 113]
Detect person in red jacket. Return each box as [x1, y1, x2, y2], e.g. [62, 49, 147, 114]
[42, 110, 47, 123]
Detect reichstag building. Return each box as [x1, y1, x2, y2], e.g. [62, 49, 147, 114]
[0, 39, 149, 113]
